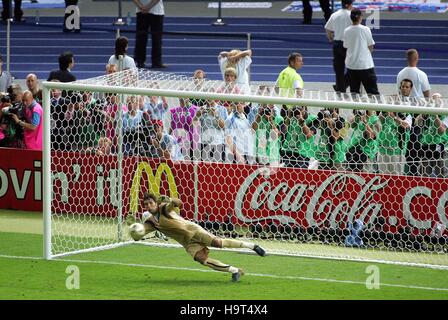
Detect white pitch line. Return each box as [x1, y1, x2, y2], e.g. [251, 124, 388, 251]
[1, 254, 447, 292]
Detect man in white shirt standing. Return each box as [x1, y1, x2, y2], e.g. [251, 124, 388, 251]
[343, 8, 379, 95]
[397, 49, 431, 176]
[396, 49, 430, 98]
[325, 0, 353, 93]
[133, 0, 166, 69]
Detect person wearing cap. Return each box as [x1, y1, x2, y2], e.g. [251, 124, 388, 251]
[301, 0, 332, 25]
[0, 54, 12, 93]
[343, 8, 379, 95]
[325, 0, 353, 93]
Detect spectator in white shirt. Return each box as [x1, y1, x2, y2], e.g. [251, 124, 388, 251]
[343, 8, 379, 95]
[396, 49, 430, 98]
[109, 36, 136, 71]
[218, 49, 252, 92]
[225, 101, 255, 164]
[325, 0, 353, 93]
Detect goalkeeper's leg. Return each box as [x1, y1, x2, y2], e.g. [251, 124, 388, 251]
[194, 248, 244, 282]
[211, 237, 266, 257]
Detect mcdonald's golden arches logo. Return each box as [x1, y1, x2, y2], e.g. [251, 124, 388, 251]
[130, 162, 178, 213]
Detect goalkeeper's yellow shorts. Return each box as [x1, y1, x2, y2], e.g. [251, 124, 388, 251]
[184, 227, 215, 258]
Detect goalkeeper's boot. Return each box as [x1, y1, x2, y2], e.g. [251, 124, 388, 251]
[231, 269, 245, 282]
[253, 245, 266, 257]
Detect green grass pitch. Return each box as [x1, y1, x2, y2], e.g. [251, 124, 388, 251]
[0, 210, 447, 300]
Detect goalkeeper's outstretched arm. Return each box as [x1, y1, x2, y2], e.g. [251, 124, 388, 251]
[171, 198, 182, 209]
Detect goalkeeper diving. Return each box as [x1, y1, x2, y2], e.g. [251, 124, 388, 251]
[128, 192, 266, 282]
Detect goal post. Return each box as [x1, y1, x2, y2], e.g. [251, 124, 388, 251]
[42, 69, 448, 269]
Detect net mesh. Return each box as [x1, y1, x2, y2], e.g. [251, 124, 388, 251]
[47, 69, 448, 268]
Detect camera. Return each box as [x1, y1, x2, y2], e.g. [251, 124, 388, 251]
[317, 109, 332, 120]
[2, 104, 22, 116]
[0, 93, 12, 104]
[261, 106, 272, 117]
[292, 107, 308, 121]
[353, 110, 366, 117]
[0, 84, 17, 104]
[263, 108, 272, 116]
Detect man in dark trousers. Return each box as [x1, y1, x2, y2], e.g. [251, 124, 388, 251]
[1, 0, 24, 22]
[302, 0, 332, 24]
[325, 0, 353, 92]
[133, 0, 166, 69]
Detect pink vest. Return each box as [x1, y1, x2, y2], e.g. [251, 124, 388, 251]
[24, 102, 43, 150]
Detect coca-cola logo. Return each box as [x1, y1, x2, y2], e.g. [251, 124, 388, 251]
[234, 167, 448, 230]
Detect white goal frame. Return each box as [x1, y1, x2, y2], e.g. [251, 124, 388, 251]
[42, 70, 448, 269]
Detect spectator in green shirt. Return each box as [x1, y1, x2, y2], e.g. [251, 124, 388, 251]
[275, 52, 304, 98]
[377, 111, 411, 175]
[275, 52, 305, 119]
[281, 106, 318, 168]
[346, 109, 380, 173]
[252, 104, 284, 166]
[314, 108, 347, 171]
[416, 94, 448, 178]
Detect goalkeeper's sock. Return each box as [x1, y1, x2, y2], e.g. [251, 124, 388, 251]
[221, 239, 255, 250]
[204, 258, 238, 274]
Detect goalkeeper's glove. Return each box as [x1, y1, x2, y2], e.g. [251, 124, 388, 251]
[125, 214, 137, 226]
[157, 195, 171, 204]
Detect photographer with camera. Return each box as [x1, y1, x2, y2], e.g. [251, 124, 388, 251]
[146, 119, 183, 161]
[314, 108, 347, 171]
[168, 96, 198, 161]
[377, 109, 411, 175]
[416, 93, 447, 178]
[252, 104, 284, 166]
[193, 97, 228, 163]
[346, 109, 380, 172]
[8, 90, 43, 150]
[0, 83, 25, 148]
[281, 106, 318, 168]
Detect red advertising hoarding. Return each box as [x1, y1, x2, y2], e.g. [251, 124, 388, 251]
[0, 148, 447, 234]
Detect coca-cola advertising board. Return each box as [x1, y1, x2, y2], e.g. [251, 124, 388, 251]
[0, 148, 447, 234]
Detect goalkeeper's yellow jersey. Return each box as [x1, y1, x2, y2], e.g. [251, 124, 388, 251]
[152, 204, 201, 247]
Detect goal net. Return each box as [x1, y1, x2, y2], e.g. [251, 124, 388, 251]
[43, 69, 448, 269]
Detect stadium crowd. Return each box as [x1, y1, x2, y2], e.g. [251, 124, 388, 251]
[0, 2, 447, 180]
